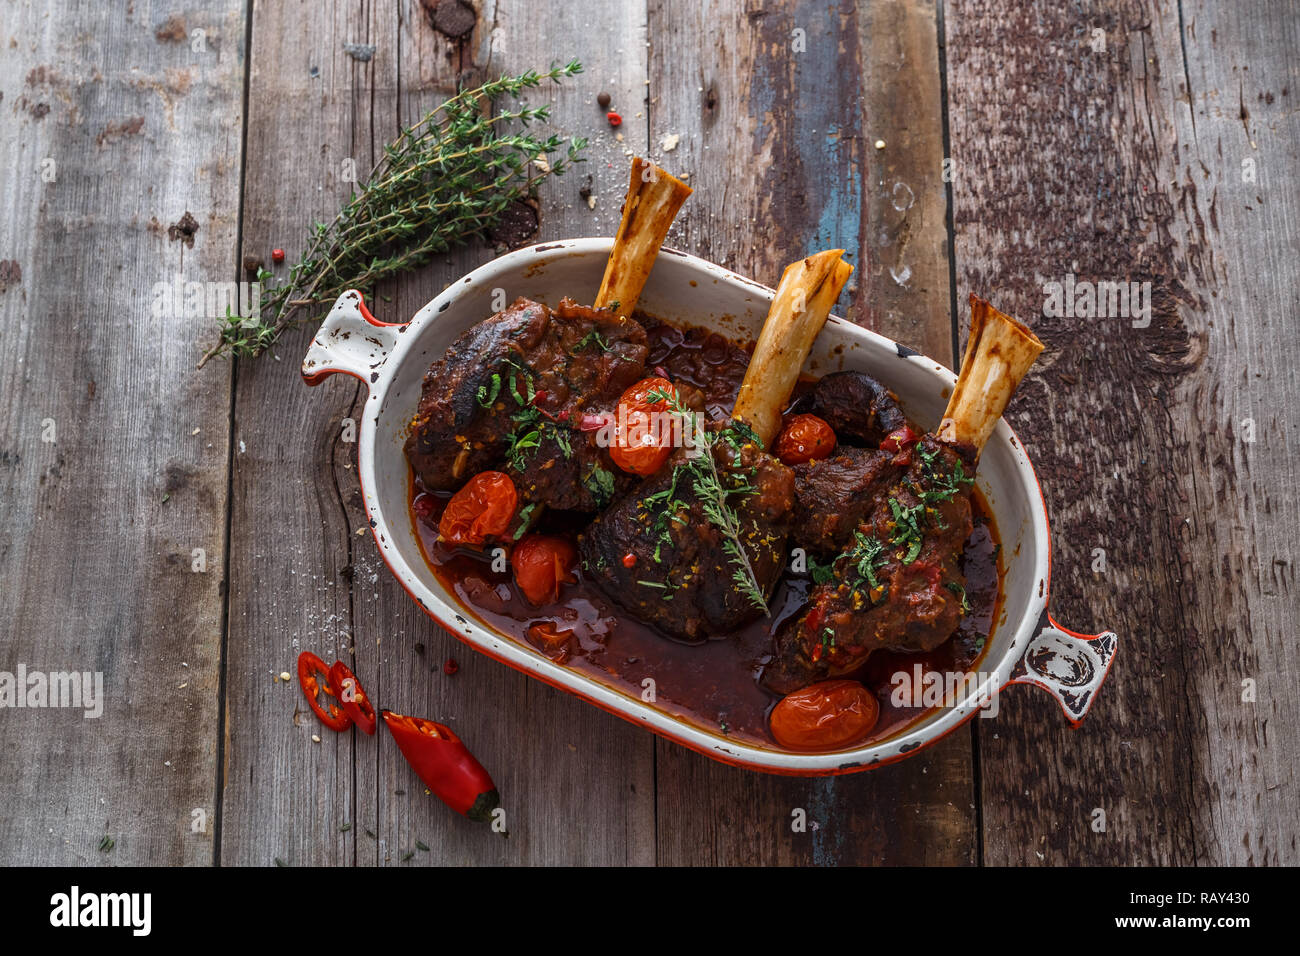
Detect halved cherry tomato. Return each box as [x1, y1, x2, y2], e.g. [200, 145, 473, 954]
[774, 414, 837, 465]
[439, 471, 517, 546]
[769, 679, 880, 751]
[329, 660, 377, 735]
[512, 534, 578, 605]
[297, 651, 351, 732]
[382, 710, 500, 822]
[610, 376, 679, 475]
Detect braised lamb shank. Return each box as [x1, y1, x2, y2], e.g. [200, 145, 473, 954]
[579, 251, 854, 640]
[763, 296, 1044, 694]
[403, 158, 691, 512]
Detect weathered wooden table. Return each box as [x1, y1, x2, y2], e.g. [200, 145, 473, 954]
[1, 0, 1296, 866]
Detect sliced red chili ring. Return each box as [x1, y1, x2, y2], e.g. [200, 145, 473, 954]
[329, 660, 377, 735]
[297, 651, 351, 732]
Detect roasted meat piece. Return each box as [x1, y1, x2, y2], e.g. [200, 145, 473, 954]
[791, 445, 903, 555]
[765, 436, 976, 693]
[798, 370, 908, 446]
[580, 250, 854, 640]
[403, 296, 648, 511]
[763, 296, 1045, 695]
[578, 420, 794, 641]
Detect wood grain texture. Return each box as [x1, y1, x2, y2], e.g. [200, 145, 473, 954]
[358, 0, 657, 866]
[2, 0, 1293, 868]
[944, 0, 1300, 864]
[648, 0, 973, 866]
[220, 0, 382, 866]
[222, 0, 656, 865]
[0, 1, 244, 864]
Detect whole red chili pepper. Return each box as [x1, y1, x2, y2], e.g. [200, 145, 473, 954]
[382, 710, 500, 822]
[329, 660, 377, 735]
[297, 651, 352, 732]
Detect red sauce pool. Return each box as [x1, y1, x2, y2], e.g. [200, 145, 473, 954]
[410, 320, 1004, 752]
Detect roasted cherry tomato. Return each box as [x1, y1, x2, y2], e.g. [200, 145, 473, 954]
[329, 660, 377, 735]
[769, 680, 880, 751]
[297, 651, 351, 732]
[610, 376, 678, 475]
[774, 414, 837, 465]
[512, 534, 578, 605]
[610, 407, 673, 475]
[439, 471, 517, 546]
[620, 376, 676, 411]
[879, 424, 922, 465]
[382, 710, 500, 822]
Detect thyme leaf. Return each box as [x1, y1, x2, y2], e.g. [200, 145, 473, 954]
[197, 61, 587, 367]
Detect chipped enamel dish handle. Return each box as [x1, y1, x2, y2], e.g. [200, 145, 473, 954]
[1007, 614, 1118, 726]
[301, 290, 405, 386]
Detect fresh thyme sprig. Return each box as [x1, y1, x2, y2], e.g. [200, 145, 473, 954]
[198, 61, 587, 368]
[643, 388, 770, 614]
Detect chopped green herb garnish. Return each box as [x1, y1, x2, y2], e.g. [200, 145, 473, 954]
[807, 555, 837, 585]
[945, 580, 971, 614]
[476, 373, 502, 408]
[637, 392, 769, 613]
[513, 502, 539, 539]
[847, 531, 888, 599]
[571, 329, 611, 354]
[582, 462, 617, 507]
[887, 497, 926, 564]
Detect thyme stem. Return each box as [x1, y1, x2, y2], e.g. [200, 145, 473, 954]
[198, 61, 587, 368]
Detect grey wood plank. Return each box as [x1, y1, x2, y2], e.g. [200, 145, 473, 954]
[219, 0, 382, 866]
[354, 0, 658, 866]
[1171, 0, 1300, 864]
[0, 1, 244, 864]
[223, 0, 656, 865]
[648, 0, 975, 866]
[944, 0, 1300, 864]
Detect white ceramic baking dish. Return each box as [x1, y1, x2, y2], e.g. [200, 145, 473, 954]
[302, 238, 1117, 775]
